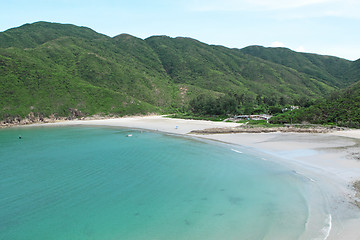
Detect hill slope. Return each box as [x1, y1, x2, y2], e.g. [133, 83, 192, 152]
[241, 46, 357, 87]
[0, 22, 359, 122]
[270, 80, 360, 128]
[146, 36, 334, 101]
[0, 21, 108, 49]
[0, 23, 173, 121]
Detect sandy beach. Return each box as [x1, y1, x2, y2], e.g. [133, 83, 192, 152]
[34, 116, 360, 239]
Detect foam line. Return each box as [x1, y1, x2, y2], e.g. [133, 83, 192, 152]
[293, 170, 316, 182]
[231, 149, 243, 154]
[322, 214, 332, 240]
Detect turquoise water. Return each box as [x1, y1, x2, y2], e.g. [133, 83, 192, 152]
[0, 126, 322, 239]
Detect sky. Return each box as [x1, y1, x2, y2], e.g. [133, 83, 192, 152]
[1, 0, 359, 60]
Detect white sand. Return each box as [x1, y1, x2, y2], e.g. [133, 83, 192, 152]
[40, 116, 360, 239]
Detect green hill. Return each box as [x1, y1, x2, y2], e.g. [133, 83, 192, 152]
[241, 45, 357, 87]
[270, 80, 360, 128]
[145, 36, 336, 112]
[0, 23, 172, 121]
[0, 21, 108, 49]
[0, 22, 359, 123]
[0, 42, 159, 120]
[349, 59, 360, 83]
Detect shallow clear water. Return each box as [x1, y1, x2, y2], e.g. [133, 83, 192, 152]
[0, 126, 325, 239]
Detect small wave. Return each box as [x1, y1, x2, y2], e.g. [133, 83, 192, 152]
[292, 170, 316, 182]
[231, 149, 243, 154]
[322, 214, 332, 240]
[305, 176, 316, 183]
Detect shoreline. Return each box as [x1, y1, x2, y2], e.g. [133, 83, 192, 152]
[15, 116, 360, 194]
[4, 115, 360, 239]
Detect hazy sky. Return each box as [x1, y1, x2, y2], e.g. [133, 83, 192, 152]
[1, 0, 359, 60]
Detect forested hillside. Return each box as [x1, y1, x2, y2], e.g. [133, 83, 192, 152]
[241, 46, 359, 87]
[146, 36, 334, 98]
[270, 80, 360, 128]
[0, 21, 359, 123]
[0, 22, 172, 121]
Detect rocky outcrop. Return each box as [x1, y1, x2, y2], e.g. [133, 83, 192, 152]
[68, 108, 85, 120]
[0, 108, 85, 127]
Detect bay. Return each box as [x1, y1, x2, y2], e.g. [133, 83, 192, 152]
[0, 126, 320, 239]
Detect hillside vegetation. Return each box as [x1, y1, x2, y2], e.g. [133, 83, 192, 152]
[0, 21, 359, 124]
[241, 46, 359, 87]
[270, 81, 360, 128]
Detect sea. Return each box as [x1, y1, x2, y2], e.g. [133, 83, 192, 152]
[0, 126, 333, 240]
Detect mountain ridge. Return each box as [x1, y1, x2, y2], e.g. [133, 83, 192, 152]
[240, 45, 357, 87]
[0, 21, 359, 123]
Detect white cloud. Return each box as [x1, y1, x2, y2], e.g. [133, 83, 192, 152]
[296, 46, 306, 52]
[270, 41, 286, 48]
